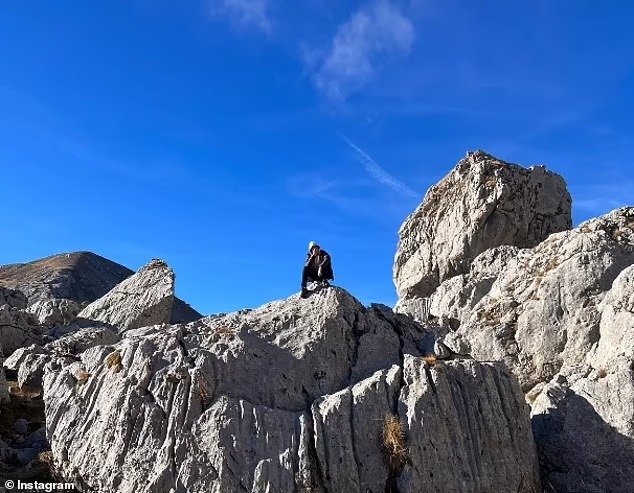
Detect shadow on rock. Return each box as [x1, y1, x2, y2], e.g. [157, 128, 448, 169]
[532, 389, 634, 493]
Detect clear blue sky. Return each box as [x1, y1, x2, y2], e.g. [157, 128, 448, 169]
[1, 0, 632, 315]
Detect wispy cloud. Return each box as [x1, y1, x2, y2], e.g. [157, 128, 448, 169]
[209, 0, 272, 34]
[308, 0, 415, 101]
[339, 133, 418, 198]
[573, 181, 633, 218]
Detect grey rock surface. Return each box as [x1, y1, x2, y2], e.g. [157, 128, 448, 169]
[454, 208, 634, 392]
[3, 344, 47, 389]
[394, 150, 572, 299]
[0, 286, 28, 310]
[531, 262, 634, 493]
[398, 356, 540, 493]
[76, 259, 176, 332]
[0, 305, 43, 355]
[43, 287, 539, 493]
[27, 298, 82, 327]
[0, 251, 202, 324]
[397, 201, 633, 491]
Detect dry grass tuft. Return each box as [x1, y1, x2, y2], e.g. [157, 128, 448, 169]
[105, 351, 123, 373]
[215, 325, 235, 337]
[8, 381, 41, 399]
[423, 355, 437, 366]
[38, 451, 54, 464]
[76, 371, 91, 385]
[198, 377, 209, 407]
[383, 415, 407, 470]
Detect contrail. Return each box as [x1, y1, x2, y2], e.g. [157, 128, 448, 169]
[338, 133, 418, 198]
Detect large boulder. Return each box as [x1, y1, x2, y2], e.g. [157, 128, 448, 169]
[531, 262, 634, 493]
[43, 288, 540, 492]
[0, 286, 28, 310]
[394, 150, 572, 299]
[397, 204, 634, 491]
[397, 356, 540, 492]
[0, 305, 42, 355]
[451, 208, 634, 392]
[76, 259, 176, 332]
[27, 298, 83, 328]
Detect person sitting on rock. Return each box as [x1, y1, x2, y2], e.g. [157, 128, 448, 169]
[301, 241, 334, 298]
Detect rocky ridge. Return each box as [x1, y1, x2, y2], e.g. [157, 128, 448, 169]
[0, 251, 201, 325]
[394, 150, 572, 299]
[394, 151, 634, 492]
[42, 285, 540, 492]
[3, 149, 629, 492]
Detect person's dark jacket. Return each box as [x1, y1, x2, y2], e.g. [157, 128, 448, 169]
[305, 249, 334, 280]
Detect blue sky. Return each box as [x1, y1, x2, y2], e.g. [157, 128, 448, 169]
[1, 0, 632, 315]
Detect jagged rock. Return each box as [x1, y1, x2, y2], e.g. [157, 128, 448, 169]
[397, 205, 634, 490]
[530, 262, 634, 493]
[453, 208, 634, 391]
[393, 151, 572, 299]
[398, 356, 540, 492]
[0, 286, 28, 310]
[4, 326, 120, 390]
[312, 365, 402, 493]
[0, 305, 42, 355]
[27, 298, 82, 327]
[43, 287, 539, 492]
[4, 345, 47, 389]
[0, 251, 202, 324]
[76, 259, 176, 332]
[48, 327, 120, 355]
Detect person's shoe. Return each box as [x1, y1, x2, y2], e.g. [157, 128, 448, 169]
[300, 287, 310, 299]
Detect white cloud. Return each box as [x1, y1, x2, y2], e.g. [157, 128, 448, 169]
[210, 0, 272, 34]
[339, 133, 418, 198]
[311, 0, 415, 101]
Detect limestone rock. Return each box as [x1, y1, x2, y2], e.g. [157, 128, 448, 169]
[4, 326, 120, 390]
[0, 286, 28, 310]
[0, 251, 202, 324]
[3, 345, 47, 389]
[76, 259, 176, 332]
[394, 151, 572, 299]
[27, 298, 82, 327]
[43, 287, 538, 492]
[400, 206, 634, 491]
[530, 262, 634, 493]
[398, 356, 540, 492]
[0, 305, 42, 355]
[454, 207, 634, 391]
[312, 365, 402, 493]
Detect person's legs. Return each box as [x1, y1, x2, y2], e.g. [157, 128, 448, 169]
[301, 266, 319, 288]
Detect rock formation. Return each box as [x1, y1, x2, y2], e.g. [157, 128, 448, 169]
[76, 259, 176, 332]
[0, 300, 42, 355]
[3, 259, 181, 391]
[5, 149, 630, 492]
[27, 299, 83, 328]
[0, 251, 201, 324]
[394, 151, 634, 492]
[393, 151, 572, 300]
[42, 287, 540, 492]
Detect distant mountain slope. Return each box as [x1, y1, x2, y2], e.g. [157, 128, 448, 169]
[0, 251, 202, 324]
